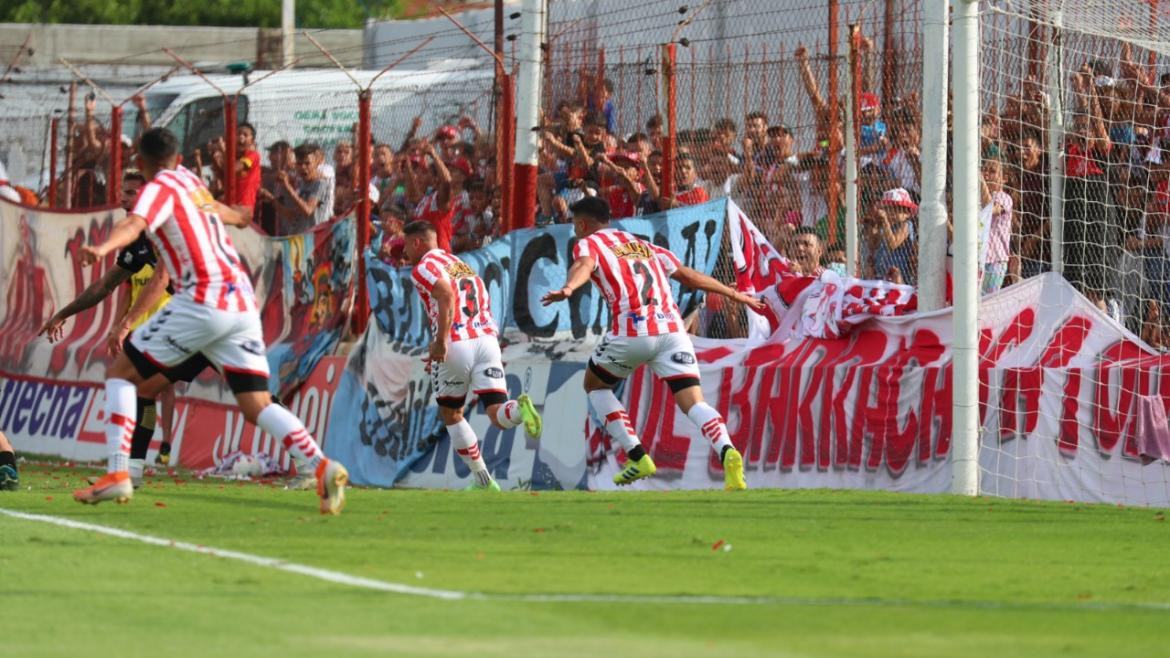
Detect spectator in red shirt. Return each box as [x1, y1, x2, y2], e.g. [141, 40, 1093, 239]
[599, 151, 643, 220]
[407, 141, 461, 251]
[660, 154, 709, 209]
[234, 122, 262, 210]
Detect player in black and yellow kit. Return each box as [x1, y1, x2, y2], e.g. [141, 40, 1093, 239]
[39, 171, 211, 485]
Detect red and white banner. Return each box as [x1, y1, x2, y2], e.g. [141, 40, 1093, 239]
[727, 199, 916, 341]
[582, 208, 1170, 506]
[0, 200, 346, 470]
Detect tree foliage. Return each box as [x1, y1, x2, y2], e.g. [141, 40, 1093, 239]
[0, 0, 403, 29]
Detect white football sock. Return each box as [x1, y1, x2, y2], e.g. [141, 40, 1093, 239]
[104, 378, 137, 474]
[257, 404, 323, 470]
[686, 402, 734, 456]
[447, 420, 491, 486]
[587, 389, 641, 452]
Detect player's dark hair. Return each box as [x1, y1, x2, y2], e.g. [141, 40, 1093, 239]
[137, 128, 179, 164]
[403, 220, 438, 237]
[570, 196, 611, 223]
[122, 170, 147, 185]
[794, 225, 821, 242]
[294, 143, 321, 161]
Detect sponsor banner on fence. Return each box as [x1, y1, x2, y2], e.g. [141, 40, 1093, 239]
[0, 200, 352, 470]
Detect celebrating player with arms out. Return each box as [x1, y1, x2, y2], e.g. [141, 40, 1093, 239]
[541, 197, 765, 490]
[403, 221, 542, 491]
[71, 128, 348, 514]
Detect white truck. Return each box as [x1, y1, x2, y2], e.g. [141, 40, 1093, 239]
[147, 64, 495, 164]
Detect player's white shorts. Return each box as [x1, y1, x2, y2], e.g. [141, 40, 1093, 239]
[588, 331, 701, 387]
[431, 335, 508, 409]
[127, 295, 270, 391]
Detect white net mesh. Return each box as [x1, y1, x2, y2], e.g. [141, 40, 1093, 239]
[977, 0, 1170, 505]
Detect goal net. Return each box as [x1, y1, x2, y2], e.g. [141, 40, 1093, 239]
[975, 0, 1170, 505]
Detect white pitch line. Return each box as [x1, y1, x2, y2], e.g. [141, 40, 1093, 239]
[3, 507, 1170, 614]
[0, 507, 466, 601]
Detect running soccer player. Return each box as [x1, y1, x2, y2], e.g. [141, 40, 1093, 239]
[541, 197, 764, 490]
[403, 221, 542, 491]
[70, 127, 347, 514]
[39, 170, 202, 483]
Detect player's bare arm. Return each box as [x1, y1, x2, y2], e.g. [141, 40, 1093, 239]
[671, 265, 767, 312]
[541, 255, 595, 305]
[79, 215, 149, 266]
[429, 277, 456, 363]
[38, 266, 133, 341]
[107, 266, 170, 356]
[214, 201, 251, 227]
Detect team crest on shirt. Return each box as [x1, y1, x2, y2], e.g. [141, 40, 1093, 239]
[609, 242, 653, 260]
[444, 261, 475, 279]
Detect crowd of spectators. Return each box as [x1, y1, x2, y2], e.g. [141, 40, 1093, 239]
[30, 37, 1170, 347]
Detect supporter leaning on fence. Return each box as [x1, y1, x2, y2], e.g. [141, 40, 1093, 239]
[864, 188, 918, 285]
[263, 142, 330, 234]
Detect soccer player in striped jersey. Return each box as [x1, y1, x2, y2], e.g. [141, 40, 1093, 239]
[70, 128, 348, 514]
[404, 221, 542, 491]
[39, 171, 202, 486]
[541, 197, 765, 490]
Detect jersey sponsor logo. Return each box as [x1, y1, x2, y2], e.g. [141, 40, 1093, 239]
[484, 367, 505, 379]
[609, 241, 654, 260]
[670, 351, 696, 365]
[444, 261, 476, 280]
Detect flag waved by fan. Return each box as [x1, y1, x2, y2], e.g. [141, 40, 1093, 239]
[726, 200, 916, 341]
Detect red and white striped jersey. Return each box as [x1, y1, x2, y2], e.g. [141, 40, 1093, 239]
[132, 166, 255, 312]
[572, 228, 684, 337]
[410, 248, 496, 342]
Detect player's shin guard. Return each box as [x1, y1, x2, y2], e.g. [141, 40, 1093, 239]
[587, 389, 641, 452]
[257, 404, 323, 470]
[104, 379, 138, 474]
[686, 402, 734, 457]
[447, 420, 492, 486]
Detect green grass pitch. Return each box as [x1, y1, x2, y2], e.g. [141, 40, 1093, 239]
[1, 461, 1168, 658]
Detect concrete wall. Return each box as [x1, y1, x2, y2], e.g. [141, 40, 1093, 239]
[0, 23, 363, 69]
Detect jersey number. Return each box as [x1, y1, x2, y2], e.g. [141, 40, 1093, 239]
[631, 261, 657, 307]
[459, 279, 479, 318]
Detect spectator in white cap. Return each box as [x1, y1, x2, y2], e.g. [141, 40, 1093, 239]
[864, 187, 918, 284]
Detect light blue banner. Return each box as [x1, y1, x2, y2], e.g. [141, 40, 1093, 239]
[365, 198, 728, 347]
[326, 198, 727, 486]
